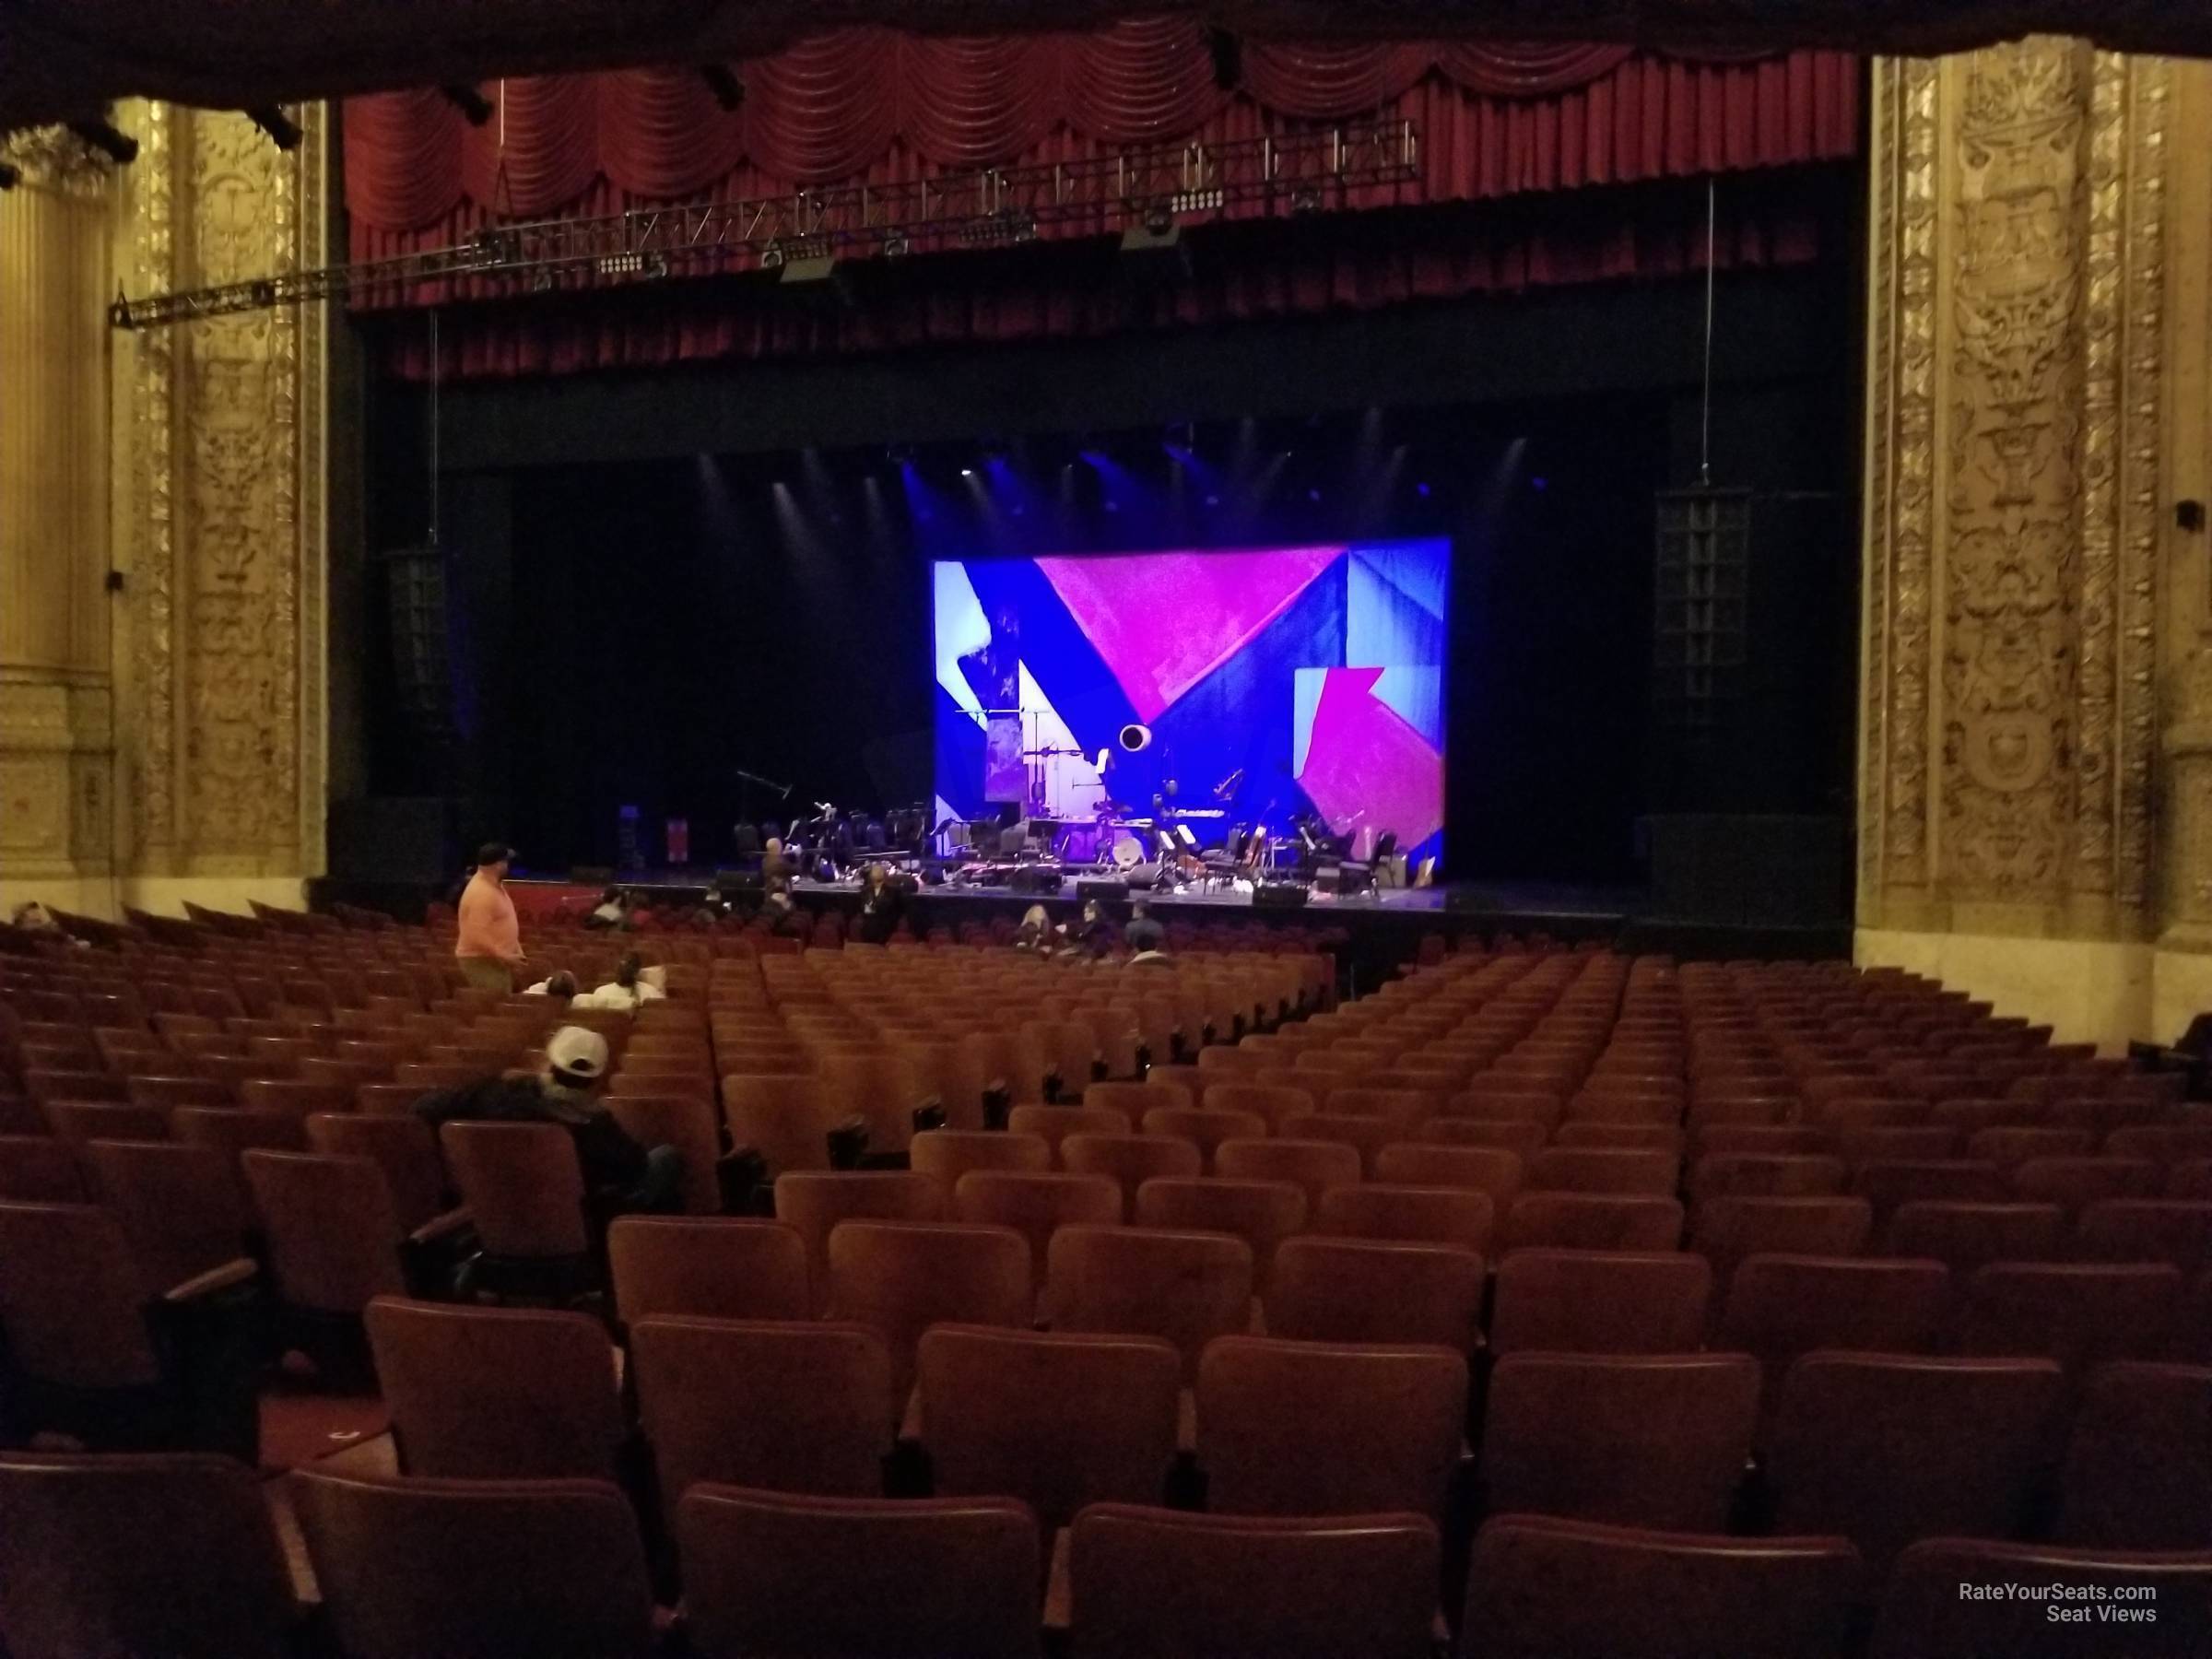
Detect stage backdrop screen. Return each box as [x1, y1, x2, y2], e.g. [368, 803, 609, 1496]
[934, 541, 1447, 865]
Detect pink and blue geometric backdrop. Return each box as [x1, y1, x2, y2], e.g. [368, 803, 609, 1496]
[935, 540, 1447, 863]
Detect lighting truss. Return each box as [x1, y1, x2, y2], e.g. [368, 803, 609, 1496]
[107, 120, 1418, 329]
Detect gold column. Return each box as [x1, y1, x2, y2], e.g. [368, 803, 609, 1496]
[0, 136, 117, 912]
[106, 100, 329, 914]
[1859, 43, 2180, 1046]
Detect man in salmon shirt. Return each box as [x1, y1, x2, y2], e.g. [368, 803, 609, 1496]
[455, 841, 527, 992]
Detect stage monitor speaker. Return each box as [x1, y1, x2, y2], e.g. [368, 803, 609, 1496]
[1077, 878, 1130, 902]
[1253, 883, 1309, 909]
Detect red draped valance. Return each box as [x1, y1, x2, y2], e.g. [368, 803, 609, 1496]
[345, 27, 1858, 234]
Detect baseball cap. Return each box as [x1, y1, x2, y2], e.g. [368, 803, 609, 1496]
[545, 1025, 609, 1081]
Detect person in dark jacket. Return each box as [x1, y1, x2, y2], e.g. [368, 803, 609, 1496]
[855, 864, 909, 945]
[412, 1025, 681, 1231]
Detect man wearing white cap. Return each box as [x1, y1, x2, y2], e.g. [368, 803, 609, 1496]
[413, 1024, 682, 1229]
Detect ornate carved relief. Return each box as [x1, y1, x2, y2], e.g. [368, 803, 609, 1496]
[1942, 40, 2082, 899]
[122, 101, 322, 879]
[1863, 43, 2167, 942]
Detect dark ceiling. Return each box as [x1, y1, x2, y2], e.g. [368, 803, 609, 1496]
[2, 2, 2205, 133]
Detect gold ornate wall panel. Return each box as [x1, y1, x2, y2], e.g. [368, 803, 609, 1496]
[0, 139, 116, 890]
[114, 100, 328, 884]
[1862, 43, 2170, 943]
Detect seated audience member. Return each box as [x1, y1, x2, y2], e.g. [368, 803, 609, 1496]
[582, 886, 631, 931]
[413, 1025, 682, 1226]
[576, 951, 665, 1011]
[522, 970, 580, 1000]
[855, 864, 908, 945]
[1014, 904, 1056, 953]
[1124, 899, 1168, 964]
[1071, 898, 1115, 959]
[8, 901, 86, 945]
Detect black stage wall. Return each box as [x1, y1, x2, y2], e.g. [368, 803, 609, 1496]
[351, 235, 1859, 889]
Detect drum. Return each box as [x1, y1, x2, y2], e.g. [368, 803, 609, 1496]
[1111, 833, 1145, 871]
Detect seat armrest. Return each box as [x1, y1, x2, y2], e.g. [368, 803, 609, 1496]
[160, 1257, 259, 1303]
[407, 1205, 474, 1247]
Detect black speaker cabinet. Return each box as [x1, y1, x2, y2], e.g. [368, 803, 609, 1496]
[1644, 813, 1847, 927]
[1077, 878, 1130, 902]
[1253, 883, 1310, 909]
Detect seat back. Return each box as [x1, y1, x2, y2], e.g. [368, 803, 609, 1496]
[910, 1129, 1052, 1197]
[0, 1201, 163, 1385]
[1462, 1513, 1861, 1659]
[1372, 1143, 1524, 1202]
[606, 1216, 810, 1325]
[243, 1151, 406, 1314]
[825, 1220, 1031, 1403]
[2075, 1199, 2212, 1271]
[304, 1112, 447, 1231]
[1882, 1201, 2065, 1276]
[438, 1121, 588, 1257]
[1871, 1538, 2212, 1659]
[1067, 1504, 1440, 1659]
[722, 1074, 840, 1174]
[1767, 1352, 2065, 1573]
[1133, 1177, 1305, 1286]
[1266, 1236, 1482, 1350]
[1060, 1133, 1202, 1219]
[363, 1297, 623, 1480]
[0, 1453, 296, 1659]
[0, 1135, 84, 1203]
[919, 1324, 1180, 1530]
[1688, 1197, 1873, 1285]
[1008, 1105, 1132, 1163]
[773, 1171, 945, 1312]
[1046, 1224, 1253, 1379]
[1314, 1182, 1492, 1253]
[1955, 1262, 2183, 1371]
[679, 1487, 1042, 1659]
[1716, 1255, 1948, 1407]
[2055, 1361, 2212, 1548]
[1526, 1147, 1680, 1195]
[1140, 1106, 1269, 1173]
[953, 1171, 1123, 1293]
[1481, 1352, 1761, 1531]
[293, 1469, 654, 1659]
[1214, 1137, 1362, 1213]
[629, 1316, 896, 1506]
[1490, 1249, 1712, 1356]
[171, 1106, 308, 1158]
[602, 1095, 723, 1215]
[79, 1139, 252, 1298]
[1504, 1193, 1686, 1251]
[1197, 1335, 1466, 1520]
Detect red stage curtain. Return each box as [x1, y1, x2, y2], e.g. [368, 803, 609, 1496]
[341, 32, 1859, 379]
[370, 167, 1845, 381]
[345, 33, 1858, 232]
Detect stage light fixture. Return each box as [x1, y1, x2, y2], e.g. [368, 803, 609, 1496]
[247, 105, 300, 150]
[68, 117, 138, 165]
[700, 65, 746, 112]
[441, 84, 495, 125]
[1118, 723, 1154, 753]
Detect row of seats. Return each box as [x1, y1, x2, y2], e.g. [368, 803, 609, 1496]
[18, 1451, 2199, 1659]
